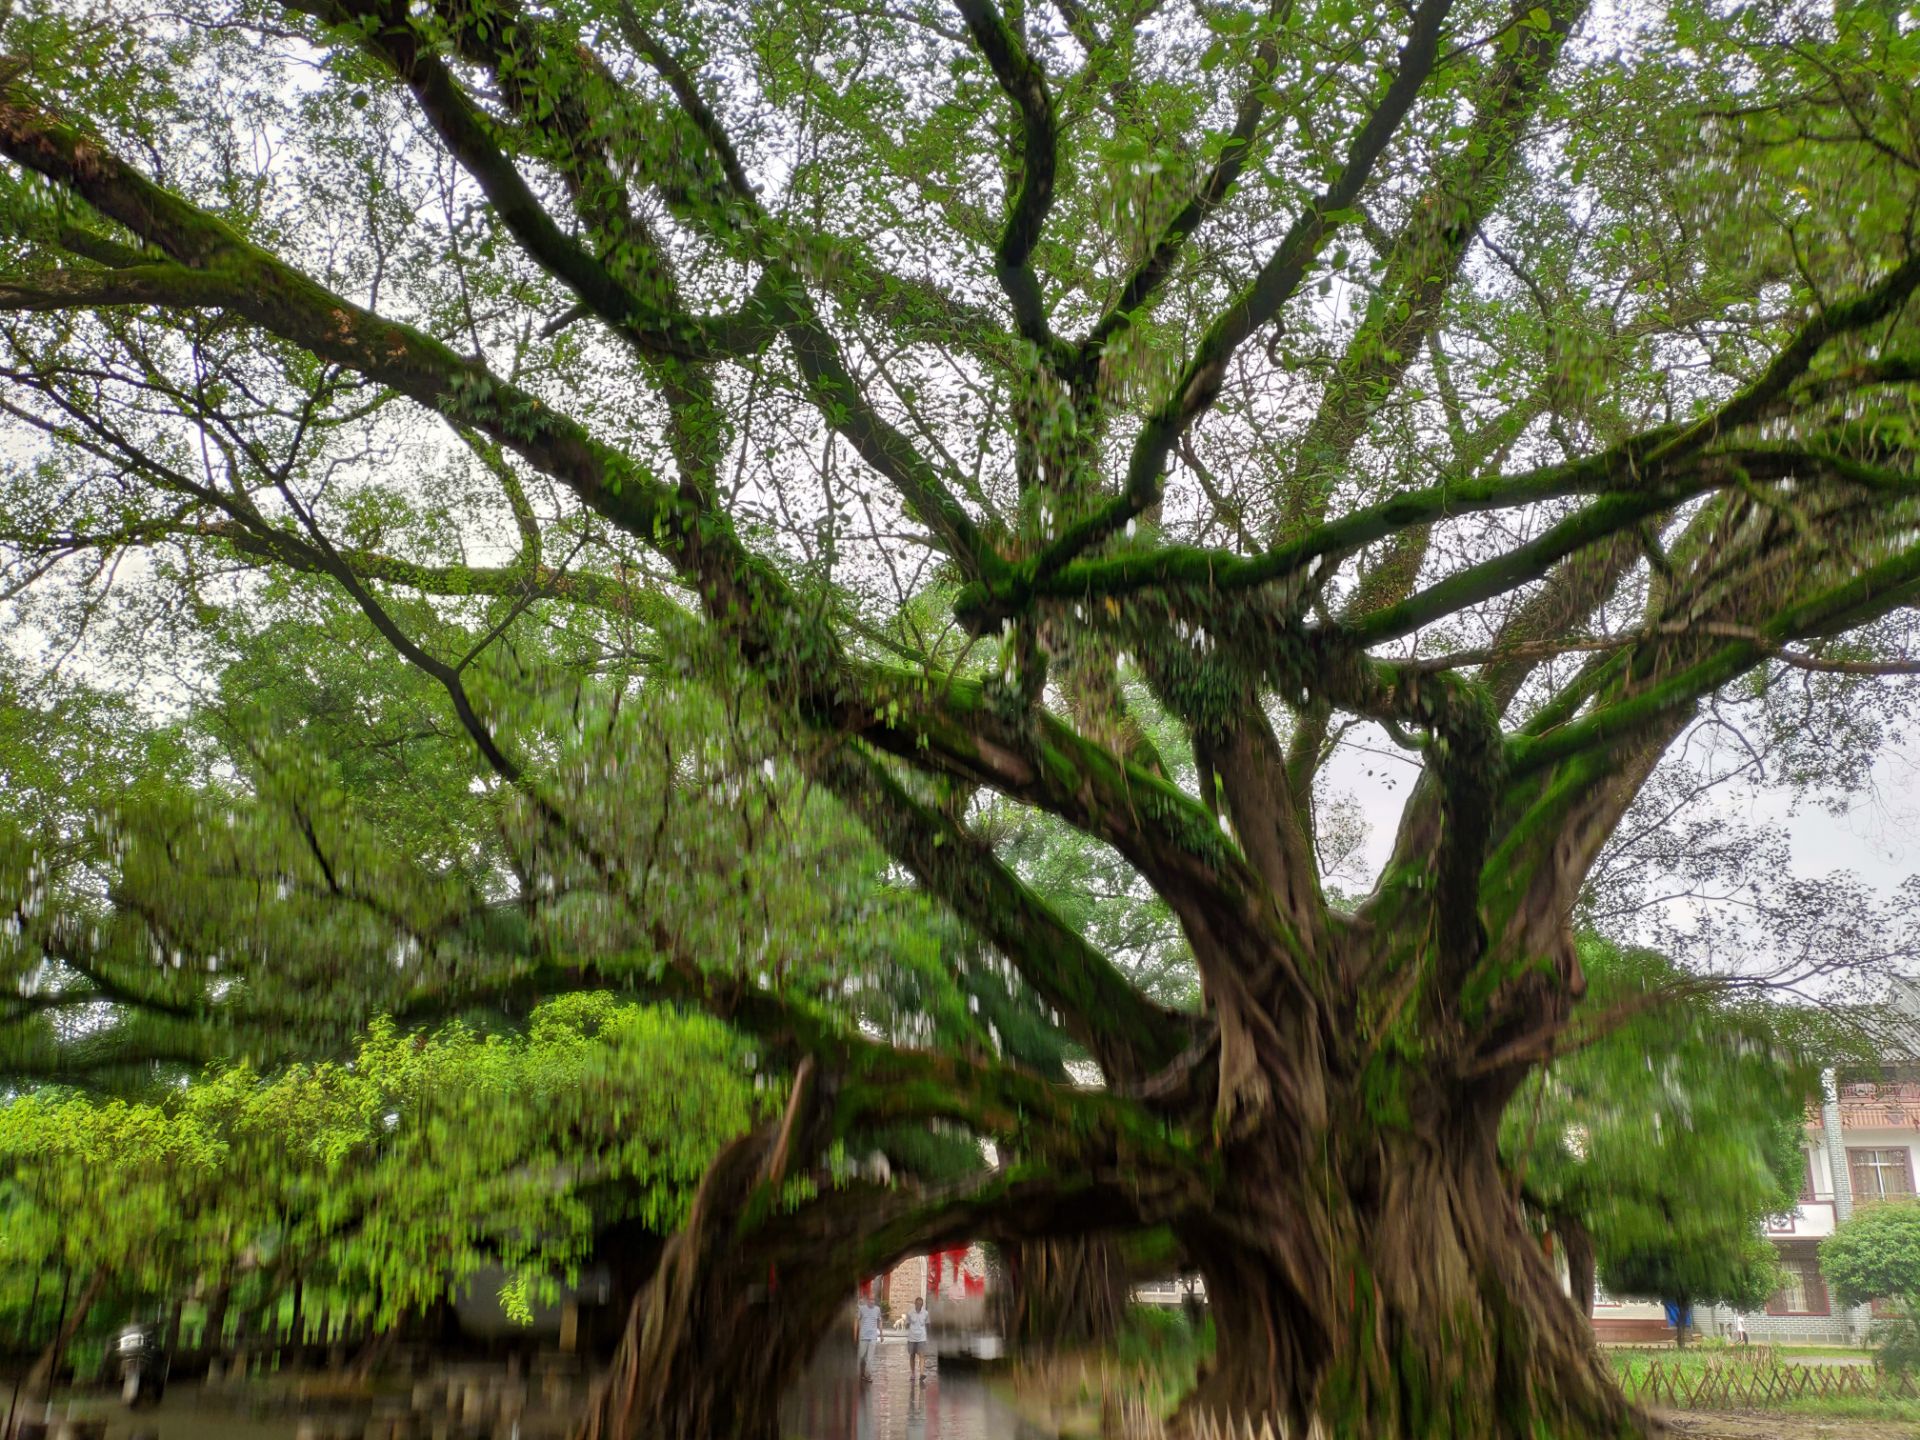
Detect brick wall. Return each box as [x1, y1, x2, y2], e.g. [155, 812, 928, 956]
[883, 1255, 928, 1320]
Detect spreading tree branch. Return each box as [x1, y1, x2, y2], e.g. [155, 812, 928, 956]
[957, 0, 1064, 356]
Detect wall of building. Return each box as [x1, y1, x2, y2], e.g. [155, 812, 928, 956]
[1708, 1072, 1920, 1347]
[872, 1244, 991, 1326]
[882, 1254, 928, 1317]
[1588, 1285, 1671, 1345]
[1719, 1306, 1857, 1345]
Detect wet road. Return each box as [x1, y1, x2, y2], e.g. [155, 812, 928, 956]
[782, 1340, 1049, 1440]
[39, 1347, 1051, 1440]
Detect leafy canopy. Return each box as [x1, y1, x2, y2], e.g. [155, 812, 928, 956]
[0, 996, 763, 1325]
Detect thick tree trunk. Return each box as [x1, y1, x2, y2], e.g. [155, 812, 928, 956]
[1178, 1112, 1649, 1439]
[572, 1132, 843, 1440]
[287, 1273, 304, 1354]
[1553, 1214, 1597, 1320]
[569, 956, 1647, 1440]
[25, 1267, 107, 1399]
[573, 1111, 1647, 1440]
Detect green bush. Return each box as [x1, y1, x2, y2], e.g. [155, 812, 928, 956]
[1113, 1303, 1213, 1369]
[1821, 1202, 1920, 1307]
[1870, 1303, 1920, 1380]
[1110, 1304, 1215, 1410]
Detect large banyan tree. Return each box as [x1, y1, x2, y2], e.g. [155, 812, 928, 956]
[1, 0, 1918, 1432]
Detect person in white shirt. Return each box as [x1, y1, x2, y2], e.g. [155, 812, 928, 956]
[854, 1292, 884, 1383]
[905, 1296, 930, 1383]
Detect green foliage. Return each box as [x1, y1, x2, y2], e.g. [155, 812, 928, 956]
[0, 1091, 225, 1295]
[1869, 1307, 1920, 1384]
[0, 591, 1030, 1086]
[0, 997, 763, 1328]
[1822, 1202, 1920, 1310]
[1104, 1305, 1216, 1419]
[1113, 1303, 1213, 1376]
[1504, 936, 1824, 1313]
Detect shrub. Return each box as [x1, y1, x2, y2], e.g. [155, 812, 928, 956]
[1873, 1306, 1920, 1381]
[1821, 1203, 1920, 1308]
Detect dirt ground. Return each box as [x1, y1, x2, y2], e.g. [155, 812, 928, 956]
[14, 1393, 304, 1440]
[1660, 1409, 1920, 1438]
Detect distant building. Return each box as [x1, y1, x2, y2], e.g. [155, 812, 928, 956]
[863, 1244, 990, 1326]
[1715, 1066, 1918, 1344]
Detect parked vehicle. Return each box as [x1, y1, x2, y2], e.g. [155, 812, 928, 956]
[112, 1322, 168, 1408]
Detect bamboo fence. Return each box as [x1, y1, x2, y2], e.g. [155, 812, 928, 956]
[1067, 1350, 1917, 1435]
[1613, 1355, 1917, 1409]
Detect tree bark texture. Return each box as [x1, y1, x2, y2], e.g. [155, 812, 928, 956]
[25, 1266, 107, 1399]
[1553, 1214, 1598, 1321]
[1178, 1115, 1641, 1438]
[574, 1132, 813, 1440]
[1006, 1236, 1130, 1349]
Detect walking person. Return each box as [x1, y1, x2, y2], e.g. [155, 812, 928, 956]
[854, 1290, 884, 1384]
[906, 1295, 930, 1384]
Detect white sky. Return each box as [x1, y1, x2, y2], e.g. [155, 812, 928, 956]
[1323, 719, 1920, 981]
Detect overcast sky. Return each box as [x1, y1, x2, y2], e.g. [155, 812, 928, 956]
[1326, 723, 1920, 929]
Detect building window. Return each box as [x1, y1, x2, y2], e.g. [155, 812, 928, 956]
[1848, 1147, 1916, 1203]
[1767, 1254, 1830, 1316]
[1799, 1149, 1817, 1203]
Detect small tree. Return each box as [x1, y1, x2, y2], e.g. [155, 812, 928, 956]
[1506, 938, 1817, 1343]
[1821, 1202, 1920, 1310]
[1602, 1233, 1784, 1347]
[1823, 1204, 1920, 1377]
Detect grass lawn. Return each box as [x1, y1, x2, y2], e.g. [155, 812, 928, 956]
[1779, 1393, 1920, 1421]
[1606, 1345, 1868, 1377]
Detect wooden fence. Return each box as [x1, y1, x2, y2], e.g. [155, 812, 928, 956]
[1110, 1402, 1323, 1440]
[1613, 1355, 1917, 1410]
[1105, 1384, 1323, 1440]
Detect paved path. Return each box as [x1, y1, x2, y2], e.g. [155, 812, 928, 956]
[783, 1340, 1047, 1440]
[33, 1350, 1050, 1440]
